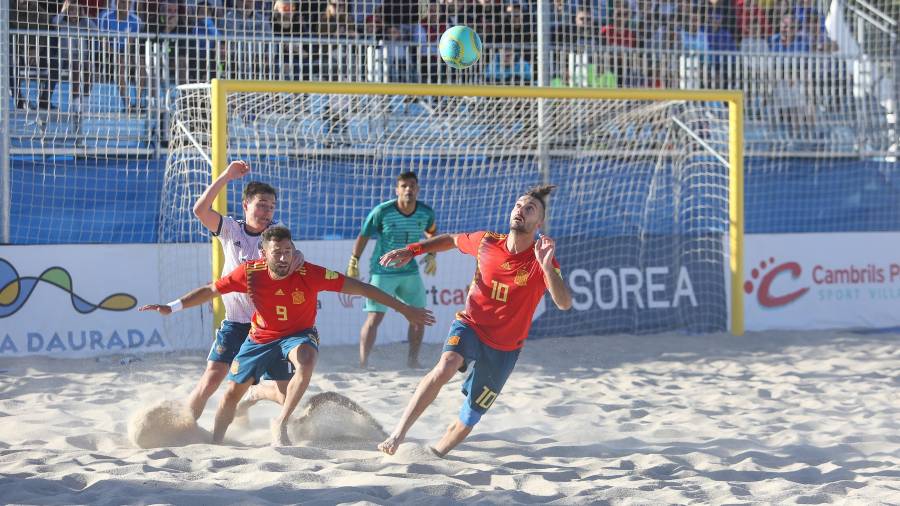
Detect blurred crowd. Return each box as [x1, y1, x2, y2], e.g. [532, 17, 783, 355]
[9, 0, 840, 110]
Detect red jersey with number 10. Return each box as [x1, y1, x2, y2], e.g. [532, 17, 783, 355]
[455, 231, 561, 351]
[214, 260, 345, 344]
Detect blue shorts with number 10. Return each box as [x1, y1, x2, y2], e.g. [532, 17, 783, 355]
[442, 320, 521, 427]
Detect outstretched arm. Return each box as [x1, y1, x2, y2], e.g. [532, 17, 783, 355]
[139, 284, 220, 315]
[379, 233, 459, 269]
[535, 236, 572, 311]
[341, 277, 435, 327]
[192, 160, 251, 232]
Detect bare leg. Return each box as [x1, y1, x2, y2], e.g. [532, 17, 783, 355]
[186, 361, 230, 420]
[234, 379, 288, 419]
[212, 379, 252, 443]
[359, 311, 385, 368]
[431, 419, 473, 457]
[407, 323, 424, 369]
[378, 351, 463, 455]
[271, 344, 318, 446]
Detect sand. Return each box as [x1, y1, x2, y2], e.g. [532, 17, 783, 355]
[0, 330, 898, 505]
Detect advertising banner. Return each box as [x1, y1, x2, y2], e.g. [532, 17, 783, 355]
[744, 232, 900, 331]
[0, 244, 207, 357]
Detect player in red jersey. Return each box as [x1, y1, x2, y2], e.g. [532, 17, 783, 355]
[141, 226, 435, 445]
[376, 185, 572, 457]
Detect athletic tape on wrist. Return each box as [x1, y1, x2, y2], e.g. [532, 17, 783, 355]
[167, 299, 184, 312]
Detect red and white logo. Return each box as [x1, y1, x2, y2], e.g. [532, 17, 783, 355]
[745, 257, 810, 308]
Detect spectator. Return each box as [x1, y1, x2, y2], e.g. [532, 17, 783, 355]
[601, 0, 636, 86]
[485, 46, 532, 83]
[15, 0, 61, 111]
[384, 24, 413, 82]
[573, 7, 595, 49]
[412, 3, 446, 83]
[550, 0, 576, 46]
[53, 0, 97, 117]
[226, 0, 272, 37]
[769, 14, 809, 52]
[381, 0, 417, 36]
[321, 0, 359, 37]
[154, 0, 187, 84]
[806, 12, 836, 53]
[186, 0, 225, 82]
[708, 12, 737, 88]
[470, 0, 504, 45]
[271, 0, 305, 79]
[738, 0, 772, 39]
[98, 0, 144, 110]
[792, 0, 820, 29]
[680, 11, 710, 53]
[679, 10, 710, 88]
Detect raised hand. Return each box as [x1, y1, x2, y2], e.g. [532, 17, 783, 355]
[347, 255, 360, 278]
[225, 160, 251, 181]
[534, 235, 556, 271]
[138, 304, 173, 316]
[400, 305, 436, 327]
[379, 248, 414, 269]
[423, 252, 437, 276]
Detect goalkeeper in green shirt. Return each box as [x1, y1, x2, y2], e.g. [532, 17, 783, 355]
[347, 171, 437, 369]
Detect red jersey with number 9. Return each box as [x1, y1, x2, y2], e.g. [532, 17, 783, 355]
[215, 260, 345, 344]
[455, 231, 561, 351]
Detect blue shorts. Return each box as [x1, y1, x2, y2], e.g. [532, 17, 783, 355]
[442, 320, 520, 427]
[227, 327, 320, 385]
[209, 320, 292, 381]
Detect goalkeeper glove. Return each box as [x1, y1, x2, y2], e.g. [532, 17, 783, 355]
[347, 255, 360, 279]
[423, 252, 437, 276]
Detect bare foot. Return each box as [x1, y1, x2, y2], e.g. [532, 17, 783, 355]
[271, 418, 291, 446]
[377, 434, 403, 455]
[233, 385, 259, 426]
[407, 359, 423, 369]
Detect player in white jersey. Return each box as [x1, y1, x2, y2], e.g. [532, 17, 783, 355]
[186, 160, 302, 420]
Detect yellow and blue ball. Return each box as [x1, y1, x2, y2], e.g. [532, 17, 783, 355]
[439, 26, 483, 70]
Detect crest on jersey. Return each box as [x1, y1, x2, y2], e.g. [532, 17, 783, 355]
[515, 269, 529, 286]
[325, 269, 339, 280]
[292, 290, 305, 305]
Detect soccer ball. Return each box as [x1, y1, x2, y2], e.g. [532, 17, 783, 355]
[439, 25, 482, 70]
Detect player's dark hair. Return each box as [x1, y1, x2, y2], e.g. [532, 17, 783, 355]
[523, 184, 556, 213]
[397, 171, 418, 183]
[243, 181, 277, 202]
[261, 226, 292, 244]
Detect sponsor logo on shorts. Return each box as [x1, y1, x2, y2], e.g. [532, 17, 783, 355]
[325, 269, 339, 280]
[216, 344, 226, 355]
[310, 334, 320, 347]
[292, 290, 305, 305]
[447, 335, 460, 346]
[230, 360, 239, 374]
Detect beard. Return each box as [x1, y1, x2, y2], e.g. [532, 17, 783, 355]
[270, 263, 290, 278]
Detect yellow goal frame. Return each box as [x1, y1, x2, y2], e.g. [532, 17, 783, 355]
[207, 79, 745, 335]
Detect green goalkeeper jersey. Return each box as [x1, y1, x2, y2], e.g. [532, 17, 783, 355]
[361, 200, 436, 276]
